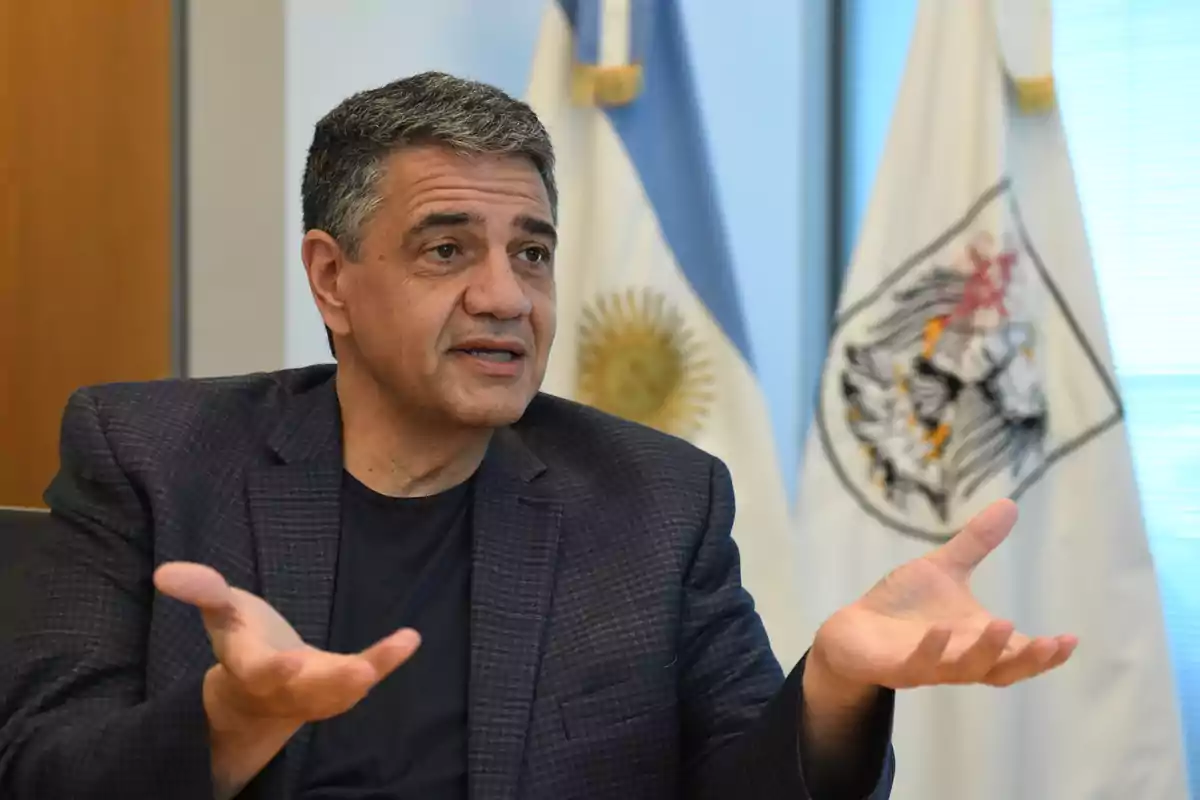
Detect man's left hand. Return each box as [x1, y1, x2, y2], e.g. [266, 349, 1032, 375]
[810, 498, 1077, 693]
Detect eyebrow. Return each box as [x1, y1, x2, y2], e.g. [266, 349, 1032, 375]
[407, 211, 479, 238]
[515, 214, 558, 245]
[404, 211, 557, 245]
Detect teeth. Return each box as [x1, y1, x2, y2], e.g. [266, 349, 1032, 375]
[465, 349, 515, 362]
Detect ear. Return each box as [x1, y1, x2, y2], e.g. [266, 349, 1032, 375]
[302, 230, 351, 339]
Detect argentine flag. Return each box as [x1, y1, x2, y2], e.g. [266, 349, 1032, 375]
[525, 0, 803, 667]
[793, 0, 1188, 797]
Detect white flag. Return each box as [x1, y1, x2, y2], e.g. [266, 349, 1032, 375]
[525, 0, 803, 666]
[793, 0, 1189, 797]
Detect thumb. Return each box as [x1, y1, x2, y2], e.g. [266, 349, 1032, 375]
[154, 562, 236, 625]
[359, 628, 422, 680]
[927, 499, 1017, 577]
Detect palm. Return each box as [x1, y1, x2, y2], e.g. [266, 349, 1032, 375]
[154, 563, 420, 722]
[814, 500, 1077, 690]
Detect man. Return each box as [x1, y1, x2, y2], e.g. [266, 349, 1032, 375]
[0, 73, 1075, 799]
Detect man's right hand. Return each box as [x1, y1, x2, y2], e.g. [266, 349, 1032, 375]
[153, 563, 420, 799]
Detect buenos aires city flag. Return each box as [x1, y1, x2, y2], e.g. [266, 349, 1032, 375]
[525, 0, 803, 666]
[792, 0, 1188, 797]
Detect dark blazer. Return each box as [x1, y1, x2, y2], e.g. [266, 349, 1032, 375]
[0, 365, 894, 799]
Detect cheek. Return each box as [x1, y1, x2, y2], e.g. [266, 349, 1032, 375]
[539, 307, 556, 343]
[348, 273, 456, 353]
[349, 280, 406, 338]
[531, 290, 556, 345]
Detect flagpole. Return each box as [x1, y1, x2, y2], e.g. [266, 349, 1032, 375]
[571, 0, 642, 107]
[827, 0, 847, 324]
[797, 0, 842, 464]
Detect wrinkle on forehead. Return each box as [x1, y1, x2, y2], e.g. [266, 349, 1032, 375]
[383, 147, 551, 222]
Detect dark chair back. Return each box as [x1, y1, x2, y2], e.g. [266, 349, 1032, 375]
[0, 507, 51, 567]
[0, 507, 55, 635]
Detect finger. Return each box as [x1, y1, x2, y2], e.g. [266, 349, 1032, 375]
[998, 629, 1031, 659]
[234, 650, 305, 698]
[284, 631, 420, 721]
[359, 628, 422, 680]
[287, 651, 382, 720]
[154, 562, 236, 622]
[216, 624, 296, 681]
[947, 619, 1015, 682]
[902, 624, 953, 685]
[982, 635, 1061, 687]
[237, 631, 421, 722]
[927, 499, 1017, 578]
[1041, 635, 1078, 672]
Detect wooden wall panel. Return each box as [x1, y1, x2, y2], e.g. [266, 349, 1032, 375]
[0, 0, 174, 507]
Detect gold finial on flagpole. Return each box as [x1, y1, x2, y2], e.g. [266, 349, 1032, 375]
[992, 0, 1055, 114]
[1014, 75, 1055, 113]
[571, 0, 643, 106]
[572, 63, 644, 107]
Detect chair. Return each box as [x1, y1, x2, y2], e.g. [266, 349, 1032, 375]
[0, 507, 54, 635]
[0, 506, 51, 567]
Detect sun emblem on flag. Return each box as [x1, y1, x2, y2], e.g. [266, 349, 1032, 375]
[816, 179, 1124, 542]
[576, 288, 714, 438]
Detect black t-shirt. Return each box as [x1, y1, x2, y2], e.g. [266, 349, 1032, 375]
[299, 471, 473, 800]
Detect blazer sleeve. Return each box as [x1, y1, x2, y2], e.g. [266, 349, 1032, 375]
[678, 458, 896, 800]
[0, 389, 215, 799]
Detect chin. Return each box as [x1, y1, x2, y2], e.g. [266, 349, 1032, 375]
[446, 390, 534, 429]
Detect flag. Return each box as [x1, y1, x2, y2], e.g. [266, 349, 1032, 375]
[524, 0, 804, 667]
[793, 0, 1189, 797]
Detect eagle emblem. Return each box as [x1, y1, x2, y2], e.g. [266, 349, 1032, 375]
[817, 179, 1123, 541]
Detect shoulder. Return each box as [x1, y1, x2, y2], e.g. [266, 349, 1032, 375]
[513, 392, 730, 515]
[516, 391, 720, 479]
[59, 364, 335, 464]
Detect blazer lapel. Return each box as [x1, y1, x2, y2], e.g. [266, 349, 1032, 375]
[468, 428, 563, 800]
[246, 374, 344, 792]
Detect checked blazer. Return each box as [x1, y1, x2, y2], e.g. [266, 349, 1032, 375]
[0, 364, 894, 799]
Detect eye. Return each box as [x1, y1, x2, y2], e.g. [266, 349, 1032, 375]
[431, 243, 461, 260]
[518, 246, 552, 265]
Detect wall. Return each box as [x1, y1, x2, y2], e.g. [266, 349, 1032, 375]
[187, 0, 286, 377]
[844, 0, 917, 251]
[0, 0, 174, 507]
[682, 1, 806, 486]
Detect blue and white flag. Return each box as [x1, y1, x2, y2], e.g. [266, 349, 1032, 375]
[793, 0, 1188, 797]
[526, 0, 803, 666]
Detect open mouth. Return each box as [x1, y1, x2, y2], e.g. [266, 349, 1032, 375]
[456, 348, 521, 363]
[450, 338, 528, 368]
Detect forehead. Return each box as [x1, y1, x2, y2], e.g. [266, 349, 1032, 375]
[378, 145, 552, 227]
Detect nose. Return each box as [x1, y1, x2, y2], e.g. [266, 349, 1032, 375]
[462, 248, 533, 320]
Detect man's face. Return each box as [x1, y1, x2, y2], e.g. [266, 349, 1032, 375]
[309, 145, 557, 429]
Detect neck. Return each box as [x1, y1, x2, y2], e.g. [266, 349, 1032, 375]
[335, 364, 492, 498]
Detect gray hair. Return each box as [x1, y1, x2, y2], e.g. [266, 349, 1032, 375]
[301, 71, 557, 259]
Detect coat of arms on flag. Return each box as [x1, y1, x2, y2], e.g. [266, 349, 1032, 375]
[816, 179, 1123, 541]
